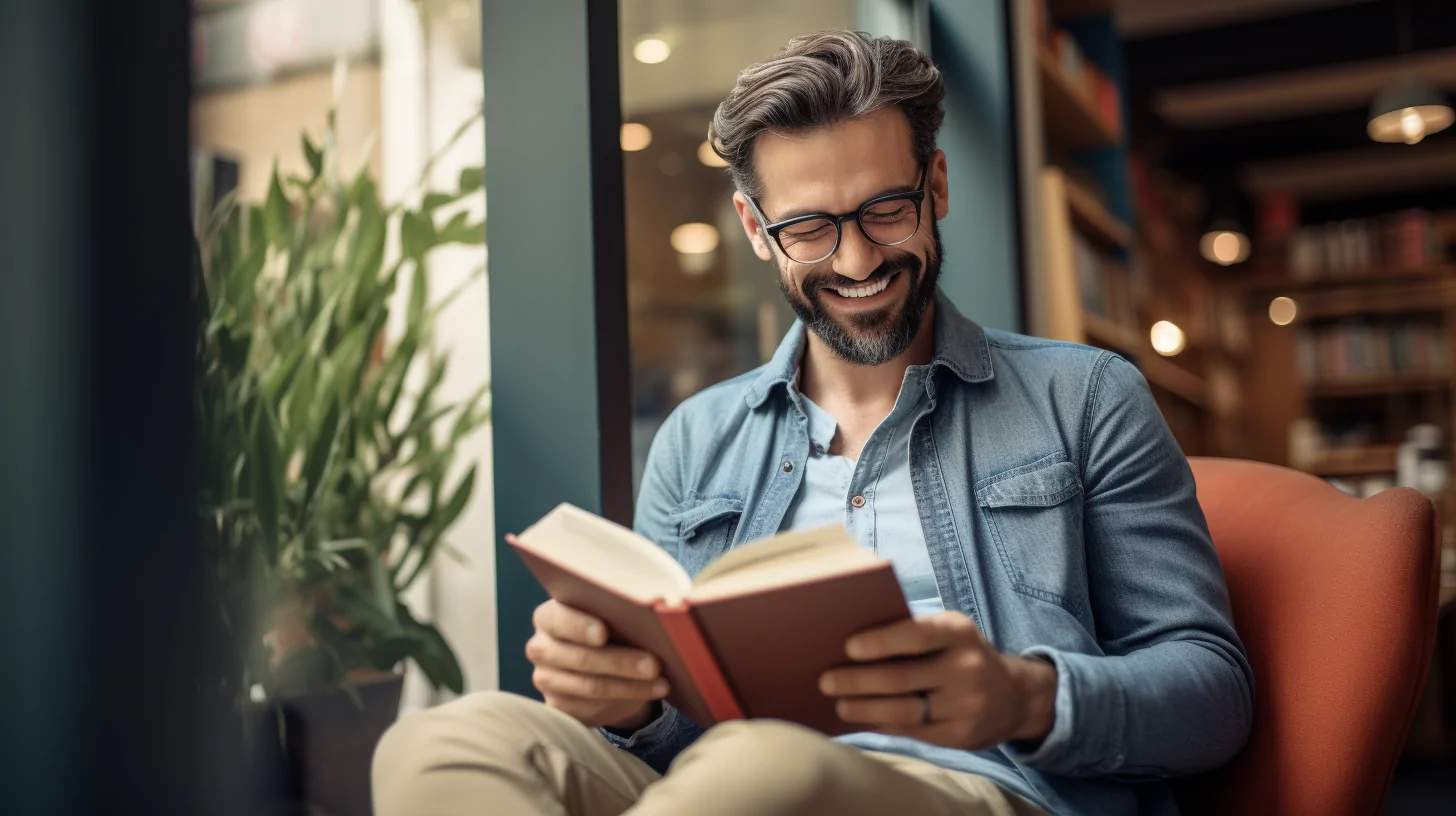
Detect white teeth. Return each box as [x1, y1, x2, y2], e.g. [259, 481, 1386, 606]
[833, 275, 892, 299]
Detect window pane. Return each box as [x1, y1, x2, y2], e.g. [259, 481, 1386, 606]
[622, 0, 883, 489]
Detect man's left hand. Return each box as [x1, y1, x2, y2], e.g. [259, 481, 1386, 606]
[819, 611, 1058, 750]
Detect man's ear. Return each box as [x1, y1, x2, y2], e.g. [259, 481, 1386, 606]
[732, 191, 775, 262]
[930, 149, 949, 221]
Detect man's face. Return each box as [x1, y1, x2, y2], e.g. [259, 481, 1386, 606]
[732, 108, 950, 366]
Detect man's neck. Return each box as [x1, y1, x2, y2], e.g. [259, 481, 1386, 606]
[799, 301, 937, 412]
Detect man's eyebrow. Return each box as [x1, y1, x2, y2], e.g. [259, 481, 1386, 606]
[766, 181, 920, 223]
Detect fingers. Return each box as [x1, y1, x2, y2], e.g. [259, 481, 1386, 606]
[525, 632, 659, 681]
[834, 694, 926, 727]
[532, 666, 669, 702]
[532, 599, 608, 647]
[844, 612, 981, 661]
[820, 655, 942, 697]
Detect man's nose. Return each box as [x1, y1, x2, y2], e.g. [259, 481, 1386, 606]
[831, 223, 880, 281]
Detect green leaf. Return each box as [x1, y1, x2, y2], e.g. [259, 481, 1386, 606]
[397, 605, 464, 694]
[321, 538, 369, 553]
[421, 192, 458, 211]
[458, 166, 484, 193]
[251, 403, 284, 561]
[400, 210, 436, 261]
[203, 189, 239, 243]
[435, 211, 484, 245]
[337, 585, 400, 635]
[224, 241, 266, 318]
[399, 465, 475, 590]
[303, 133, 323, 181]
[436, 465, 476, 532]
[263, 164, 292, 248]
[370, 555, 399, 624]
[297, 397, 342, 527]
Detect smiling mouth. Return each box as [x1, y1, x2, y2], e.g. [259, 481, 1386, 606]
[827, 270, 898, 299]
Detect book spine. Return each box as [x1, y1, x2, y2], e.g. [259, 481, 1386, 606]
[652, 599, 745, 724]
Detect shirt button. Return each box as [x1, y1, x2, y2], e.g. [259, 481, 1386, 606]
[850, 495, 866, 508]
[781, 461, 794, 473]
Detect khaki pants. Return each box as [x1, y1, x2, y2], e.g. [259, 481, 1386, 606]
[373, 691, 1049, 816]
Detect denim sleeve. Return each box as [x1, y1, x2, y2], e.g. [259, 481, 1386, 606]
[595, 409, 706, 769]
[1009, 354, 1254, 779]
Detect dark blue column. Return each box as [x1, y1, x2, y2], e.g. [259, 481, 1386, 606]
[930, 0, 1024, 332]
[483, 0, 632, 697]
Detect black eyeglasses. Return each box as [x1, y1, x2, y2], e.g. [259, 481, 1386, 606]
[747, 165, 927, 264]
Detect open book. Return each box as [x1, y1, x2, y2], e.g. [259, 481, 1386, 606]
[509, 503, 910, 735]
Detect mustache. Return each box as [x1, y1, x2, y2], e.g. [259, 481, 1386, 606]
[801, 253, 921, 294]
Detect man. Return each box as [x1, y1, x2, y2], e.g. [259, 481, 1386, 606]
[374, 31, 1253, 816]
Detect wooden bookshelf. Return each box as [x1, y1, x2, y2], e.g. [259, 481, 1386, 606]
[1299, 445, 1400, 477]
[1037, 48, 1118, 149]
[1306, 375, 1451, 399]
[1064, 176, 1133, 250]
[1082, 313, 1141, 352]
[1141, 355, 1211, 408]
[1047, 0, 1112, 18]
[1237, 264, 1456, 293]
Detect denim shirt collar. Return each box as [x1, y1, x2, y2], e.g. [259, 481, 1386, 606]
[744, 290, 995, 409]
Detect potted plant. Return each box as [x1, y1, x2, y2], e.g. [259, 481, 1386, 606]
[194, 102, 487, 814]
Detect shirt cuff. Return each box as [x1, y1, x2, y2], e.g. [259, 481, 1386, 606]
[1004, 646, 1076, 766]
[599, 703, 679, 749]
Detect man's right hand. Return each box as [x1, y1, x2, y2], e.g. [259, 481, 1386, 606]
[526, 599, 669, 730]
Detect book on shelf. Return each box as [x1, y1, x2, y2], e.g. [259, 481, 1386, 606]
[1296, 319, 1448, 382]
[508, 503, 911, 734]
[1287, 209, 1448, 279]
[1072, 232, 1136, 336]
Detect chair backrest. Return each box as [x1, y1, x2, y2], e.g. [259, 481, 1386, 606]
[1173, 458, 1441, 815]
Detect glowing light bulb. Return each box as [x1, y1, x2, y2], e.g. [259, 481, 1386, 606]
[1200, 228, 1251, 266]
[1269, 297, 1297, 326]
[620, 123, 652, 152]
[1150, 321, 1186, 356]
[634, 37, 671, 64]
[698, 140, 729, 167]
[1400, 107, 1426, 144]
[670, 223, 719, 255]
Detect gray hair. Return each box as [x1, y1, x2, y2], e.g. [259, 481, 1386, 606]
[708, 30, 945, 202]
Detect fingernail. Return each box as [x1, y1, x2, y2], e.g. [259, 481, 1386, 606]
[819, 674, 837, 695]
[586, 623, 605, 645]
[637, 657, 656, 678]
[845, 639, 865, 659]
[652, 679, 669, 697]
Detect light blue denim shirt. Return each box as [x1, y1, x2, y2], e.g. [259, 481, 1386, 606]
[781, 372, 945, 617]
[607, 292, 1254, 816]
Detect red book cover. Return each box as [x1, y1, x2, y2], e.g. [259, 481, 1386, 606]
[508, 508, 911, 735]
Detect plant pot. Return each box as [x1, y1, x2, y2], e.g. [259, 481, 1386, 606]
[256, 671, 405, 816]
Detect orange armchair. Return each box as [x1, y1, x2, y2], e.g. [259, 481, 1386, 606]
[1174, 458, 1442, 815]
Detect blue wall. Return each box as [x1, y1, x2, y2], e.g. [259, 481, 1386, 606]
[929, 0, 1022, 332]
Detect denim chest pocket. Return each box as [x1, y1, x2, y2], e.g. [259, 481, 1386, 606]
[669, 495, 744, 578]
[976, 458, 1088, 615]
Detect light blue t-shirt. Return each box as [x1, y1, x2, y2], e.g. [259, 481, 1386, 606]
[779, 364, 945, 618]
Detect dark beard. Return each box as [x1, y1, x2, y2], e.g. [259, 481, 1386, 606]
[778, 217, 943, 366]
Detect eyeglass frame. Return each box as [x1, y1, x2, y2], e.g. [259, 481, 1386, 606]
[744, 164, 929, 264]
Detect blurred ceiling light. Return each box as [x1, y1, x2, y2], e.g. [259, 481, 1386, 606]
[1200, 224, 1251, 266]
[1269, 296, 1298, 326]
[1150, 321, 1186, 357]
[620, 123, 652, 152]
[672, 222, 720, 276]
[670, 223, 719, 255]
[698, 140, 729, 168]
[633, 37, 671, 64]
[1367, 76, 1454, 144]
